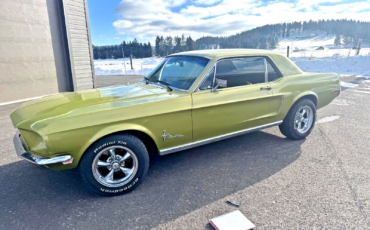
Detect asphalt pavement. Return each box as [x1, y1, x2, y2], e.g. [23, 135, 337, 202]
[0, 75, 369, 229]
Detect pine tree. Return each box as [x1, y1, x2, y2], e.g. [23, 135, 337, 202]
[181, 34, 186, 51]
[155, 36, 160, 56]
[173, 36, 181, 54]
[165, 36, 173, 55]
[334, 34, 341, 46]
[185, 36, 195, 51]
[147, 42, 152, 57]
[159, 36, 165, 56]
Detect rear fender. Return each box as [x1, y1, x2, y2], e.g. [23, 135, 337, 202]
[292, 91, 318, 107]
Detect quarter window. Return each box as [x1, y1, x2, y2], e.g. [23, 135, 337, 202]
[199, 67, 215, 90]
[266, 61, 280, 82]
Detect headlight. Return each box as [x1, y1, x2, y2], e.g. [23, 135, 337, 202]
[18, 129, 51, 155]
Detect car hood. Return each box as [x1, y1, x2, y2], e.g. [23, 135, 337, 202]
[10, 83, 185, 133]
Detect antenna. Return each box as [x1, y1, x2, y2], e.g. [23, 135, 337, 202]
[122, 44, 127, 85]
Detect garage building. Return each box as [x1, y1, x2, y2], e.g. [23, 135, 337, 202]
[0, 0, 95, 104]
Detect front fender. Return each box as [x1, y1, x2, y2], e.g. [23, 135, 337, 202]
[46, 123, 159, 171]
[84, 123, 160, 155]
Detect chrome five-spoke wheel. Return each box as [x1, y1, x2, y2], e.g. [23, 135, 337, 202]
[294, 105, 313, 134]
[92, 146, 138, 187]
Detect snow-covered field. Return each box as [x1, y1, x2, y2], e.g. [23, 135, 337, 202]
[295, 55, 370, 76]
[94, 35, 370, 77]
[94, 57, 164, 76]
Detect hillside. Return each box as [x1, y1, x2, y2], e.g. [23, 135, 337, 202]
[195, 19, 370, 50]
[93, 19, 370, 60]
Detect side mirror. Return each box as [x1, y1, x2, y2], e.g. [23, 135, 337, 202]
[211, 79, 227, 92]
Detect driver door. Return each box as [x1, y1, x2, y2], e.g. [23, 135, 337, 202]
[192, 56, 276, 142]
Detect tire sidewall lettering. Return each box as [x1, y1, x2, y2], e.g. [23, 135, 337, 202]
[93, 141, 127, 154]
[99, 178, 139, 193]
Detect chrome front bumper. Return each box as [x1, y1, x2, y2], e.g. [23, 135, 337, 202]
[13, 131, 73, 165]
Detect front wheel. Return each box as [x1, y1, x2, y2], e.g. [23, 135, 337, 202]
[79, 134, 149, 196]
[279, 99, 316, 140]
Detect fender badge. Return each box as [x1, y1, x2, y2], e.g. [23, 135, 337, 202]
[162, 130, 184, 141]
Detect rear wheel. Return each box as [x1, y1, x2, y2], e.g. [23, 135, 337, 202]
[80, 134, 149, 196]
[279, 99, 316, 140]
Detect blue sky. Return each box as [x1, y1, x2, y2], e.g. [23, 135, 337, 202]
[88, 0, 122, 46]
[88, 0, 370, 46]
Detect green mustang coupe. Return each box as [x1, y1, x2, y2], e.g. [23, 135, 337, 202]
[11, 49, 340, 196]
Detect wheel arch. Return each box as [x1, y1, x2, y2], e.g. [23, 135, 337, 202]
[281, 92, 318, 122]
[292, 92, 318, 107]
[78, 125, 160, 166]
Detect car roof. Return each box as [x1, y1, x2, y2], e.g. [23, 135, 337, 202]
[168, 49, 281, 59]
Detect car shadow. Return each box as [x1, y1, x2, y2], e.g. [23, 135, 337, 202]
[0, 129, 304, 229]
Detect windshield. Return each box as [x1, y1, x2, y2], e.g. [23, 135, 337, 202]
[145, 56, 210, 91]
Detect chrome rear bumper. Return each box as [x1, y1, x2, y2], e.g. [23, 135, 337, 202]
[13, 131, 73, 165]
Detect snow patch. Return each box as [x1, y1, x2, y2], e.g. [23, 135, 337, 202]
[331, 99, 349, 106]
[340, 81, 358, 88]
[316, 116, 340, 124]
[354, 90, 370, 94]
[94, 57, 164, 76]
[355, 75, 370, 79]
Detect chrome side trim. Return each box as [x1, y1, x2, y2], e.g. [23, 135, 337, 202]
[159, 120, 283, 156]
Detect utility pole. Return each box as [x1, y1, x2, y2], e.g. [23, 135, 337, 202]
[130, 54, 133, 70]
[287, 46, 290, 58]
[356, 39, 362, 56]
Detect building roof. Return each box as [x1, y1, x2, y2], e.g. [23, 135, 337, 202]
[170, 49, 282, 59]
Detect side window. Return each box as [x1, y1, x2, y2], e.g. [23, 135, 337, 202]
[215, 57, 266, 88]
[199, 67, 215, 90]
[266, 61, 280, 82]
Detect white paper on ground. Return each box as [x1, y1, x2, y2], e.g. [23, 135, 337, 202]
[209, 210, 255, 230]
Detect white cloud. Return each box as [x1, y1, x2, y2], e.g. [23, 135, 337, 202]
[192, 0, 222, 5]
[318, 2, 370, 13]
[112, 0, 370, 43]
[113, 37, 120, 39]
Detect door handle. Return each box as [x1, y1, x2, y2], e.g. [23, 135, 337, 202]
[260, 86, 272, 90]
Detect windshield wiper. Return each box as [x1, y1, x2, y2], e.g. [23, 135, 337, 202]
[156, 80, 173, 91]
[143, 77, 173, 91]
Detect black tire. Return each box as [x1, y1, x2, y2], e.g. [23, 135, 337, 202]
[279, 99, 316, 140]
[79, 134, 149, 196]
